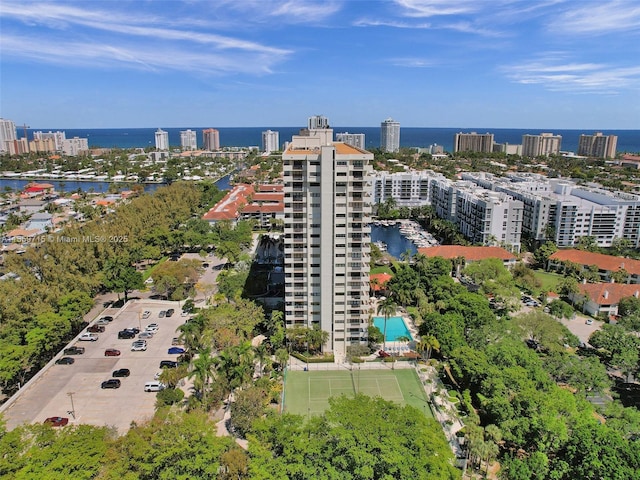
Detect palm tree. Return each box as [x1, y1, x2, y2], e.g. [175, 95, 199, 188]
[417, 334, 440, 361]
[188, 346, 217, 406]
[377, 296, 397, 352]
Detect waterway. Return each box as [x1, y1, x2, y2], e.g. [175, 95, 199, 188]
[0, 174, 233, 194]
[370, 224, 418, 259]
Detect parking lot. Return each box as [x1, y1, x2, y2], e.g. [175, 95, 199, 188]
[2, 299, 188, 434]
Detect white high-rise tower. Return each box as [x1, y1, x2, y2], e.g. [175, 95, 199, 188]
[155, 128, 169, 150]
[380, 118, 400, 152]
[282, 117, 373, 358]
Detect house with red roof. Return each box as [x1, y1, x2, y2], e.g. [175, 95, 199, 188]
[570, 282, 640, 317]
[417, 245, 517, 269]
[202, 184, 284, 228]
[369, 272, 392, 296]
[548, 249, 640, 284]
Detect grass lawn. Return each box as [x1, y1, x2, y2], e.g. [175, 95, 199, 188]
[284, 368, 433, 418]
[532, 270, 564, 295]
[370, 265, 394, 275]
[142, 257, 168, 282]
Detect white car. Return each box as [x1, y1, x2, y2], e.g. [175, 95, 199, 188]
[139, 331, 154, 339]
[131, 341, 147, 351]
[145, 323, 159, 333]
[142, 310, 151, 319]
[79, 333, 98, 341]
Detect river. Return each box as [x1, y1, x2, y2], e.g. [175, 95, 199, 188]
[0, 174, 233, 194]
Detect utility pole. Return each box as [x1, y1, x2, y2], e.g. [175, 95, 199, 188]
[67, 392, 76, 419]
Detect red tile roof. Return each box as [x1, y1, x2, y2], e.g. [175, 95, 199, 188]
[242, 204, 283, 214]
[258, 184, 283, 192]
[370, 273, 392, 291]
[252, 192, 284, 202]
[202, 184, 255, 221]
[417, 245, 516, 261]
[578, 283, 640, 306]
[549, 249, 640, 276]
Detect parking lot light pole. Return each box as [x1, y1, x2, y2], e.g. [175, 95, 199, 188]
[67, 392, 76, 419]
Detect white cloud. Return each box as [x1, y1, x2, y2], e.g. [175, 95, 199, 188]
[389, 57, 436, 68]
[550, 1, 640, 35]
[504, 58, 640, 93]
[393, 0, 481, 18]
[1, 34, 284, 75]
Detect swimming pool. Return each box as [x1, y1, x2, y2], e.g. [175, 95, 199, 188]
[373, 316, 412, 341]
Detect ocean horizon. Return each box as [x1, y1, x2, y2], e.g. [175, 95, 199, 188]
[20, 127, 640, 154]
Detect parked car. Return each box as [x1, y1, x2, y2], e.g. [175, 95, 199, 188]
[138, 331, 154, 340]
[144, 381, 166, 392]
[55, 356, 75, 365]
[101, 379, 121, 389]
[124, 327, 140, 334]
[146, 323, 159, 333]
[159, 360, 178, 369]
[63, 346, 85, 355]
[142, 310, 151, 319]
[586, 318, 594, 325]
[131, 341, 147, 352]
[112, 368, 130, 377]
[79, 333, 98, 342]
[44, 416, 69, 427]
[158, 310, 166, 318]
[181, 311, 190, 317]
[168, 347, 185, 355]
[118, 330, 136, 339]
[96, 318, 111, 325]
[87, 325, 105, 333]
[104, 349, 121, 357]
[101, 316, 114, 322]
[171, 337, 182, 345]
[166, 308, 175, 317]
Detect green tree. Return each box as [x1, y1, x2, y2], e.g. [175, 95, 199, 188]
[589, 324, 640, 381]
[102, 257, 143, 303]
[248, 395, 460, 480]
[230, 385, 268, 438]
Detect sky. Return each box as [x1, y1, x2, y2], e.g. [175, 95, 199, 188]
[1, 0, 639, 129]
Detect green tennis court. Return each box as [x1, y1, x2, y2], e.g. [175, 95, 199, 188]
[284, 368, 433, 418]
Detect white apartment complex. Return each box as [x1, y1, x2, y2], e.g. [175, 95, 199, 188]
[522, 133, 562, 157]
[62, 137, 89, 156]
[180, 129, 197, 150]
[373, 170, 442, 207]
[336, 132, 365, 150]
[261, 129, 280, 153]
[282, 121, 373, 356]
[578, 132, 617, 159]
[0, 119, 17, 153]
[380, 118, 400, 152]
[462, 172, 640, 248]
[155, 128, 169, 150]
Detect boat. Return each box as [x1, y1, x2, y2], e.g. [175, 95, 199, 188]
[373, 241, 387, 252]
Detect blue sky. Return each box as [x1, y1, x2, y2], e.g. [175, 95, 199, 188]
[1, 0, 639, 129]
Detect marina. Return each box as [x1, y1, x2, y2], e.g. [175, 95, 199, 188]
[371, 220, 439, 258]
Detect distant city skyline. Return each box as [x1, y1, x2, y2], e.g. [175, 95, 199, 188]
[1, 1, 639, 129]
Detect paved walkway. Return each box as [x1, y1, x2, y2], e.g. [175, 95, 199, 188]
[417, 365, 466, 458]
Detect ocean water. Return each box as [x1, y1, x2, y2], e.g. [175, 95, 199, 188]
[20, 127, 640, 153]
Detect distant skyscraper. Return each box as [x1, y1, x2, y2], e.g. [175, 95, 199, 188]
[33, 131, 65, 151]
[522, 133, 562, 157]
[203, 128, 220, 151]
[335, 132, 365, 150]
[578, 132, 617, 159]
[262, 130, 280, 153]
[180, 129, 197, 150]
[0, 118, 17, 153]
[62, 137, 89, 156]
[308, 115, 330, 129]
[155, 128, 169, 150]
[453, 132, 495, 153]
[283, 117, 373, 358]
[380, 118, 400, 152]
